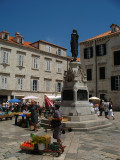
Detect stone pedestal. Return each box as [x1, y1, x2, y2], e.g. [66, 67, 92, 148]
[41, 61, 111, 131]
[60, 61, 111, 130]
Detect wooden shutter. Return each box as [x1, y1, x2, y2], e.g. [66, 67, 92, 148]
[96, 45, 99, 56]
[111, 76, 115, 90]
[84, 48, 87, 59]
[103, 44, 106, 55]
[114, 51, 120, 65]
[90, 47, 93, 58]
[37, 80, 40, 91]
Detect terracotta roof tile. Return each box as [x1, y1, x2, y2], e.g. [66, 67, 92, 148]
[39, 40, 67, 50]
[80, 30, 120, 44]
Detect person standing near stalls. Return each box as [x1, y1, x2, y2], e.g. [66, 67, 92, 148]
[50, 104, 62, 146]
[108, 101, 115, 120]
[93, 101, 100, 117]
[30, 100, 40, 131]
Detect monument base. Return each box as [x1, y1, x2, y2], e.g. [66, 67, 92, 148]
[40, 115, 112, 131]
[62, 115, 112, 131]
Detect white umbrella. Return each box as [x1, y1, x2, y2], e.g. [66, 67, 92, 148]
[22, 95, 39, 100]
[89, 96, 100, 101]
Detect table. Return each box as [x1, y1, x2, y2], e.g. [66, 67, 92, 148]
[14, 114, 31, 128]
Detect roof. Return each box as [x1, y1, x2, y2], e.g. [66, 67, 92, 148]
[0, 32, 66, 50]
[8, 36, 34, 48]
[39, 40, 67, 50]
[80, 30, 120, 44]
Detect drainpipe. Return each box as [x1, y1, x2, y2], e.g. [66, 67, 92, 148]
[95, 40, 98, 97]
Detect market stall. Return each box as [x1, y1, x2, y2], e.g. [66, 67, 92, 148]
[14, 112, 31, 128]
[20, 133, 65, 157]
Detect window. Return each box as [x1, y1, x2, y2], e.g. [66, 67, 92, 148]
[111, 75, 120, 91]
[45, 80, 50, 91]
[46, 45, 51, 52]
[114, 50, 120, 66]
[2, 50, 9, 64]
[1, 76, 7, 89]
[46, 60, 50, 71]
[84, 47, 93, 59]
[57, 62, 61, 73]
[18, 55, 24, 66]
[17, 78, 23, 90]
[100, 94, 105, 100]
[56, 82, 62, 92]
[57, 48, 63, 56]
[33, 57, 38, 69]
[87, 69, 92, 81]
[31, 79, 39, 91]
[3, 33, 8, 40]
[99, 67, 105, 79]
[18, 37, 23, 44]
[96, 44, 106, 56]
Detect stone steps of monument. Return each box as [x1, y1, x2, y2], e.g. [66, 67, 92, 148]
[40, 118, 112, 131]
[66, 123, 112, 131]
[63, 119, 110, 128]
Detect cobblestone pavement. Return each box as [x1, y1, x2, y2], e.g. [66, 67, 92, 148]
[0, 112, 120, 160]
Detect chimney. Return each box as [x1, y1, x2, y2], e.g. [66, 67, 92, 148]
[110, 24, 120, 33]
[15, 32, 20, 37]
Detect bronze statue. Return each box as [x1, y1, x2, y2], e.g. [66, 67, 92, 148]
[70, 29, 79, 61]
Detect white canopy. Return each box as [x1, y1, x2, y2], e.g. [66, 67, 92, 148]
[45, 95, 61, 100]
[22, 95, 39, 100]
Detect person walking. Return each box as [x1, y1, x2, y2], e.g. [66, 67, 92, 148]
[93, 101, 100, 117]
[50, 104, 62, 146]
[108, 101, 115, 120]
[104, 99, 109, 119]
[99, 100, 105, 116]
[30, 100, 40, 131]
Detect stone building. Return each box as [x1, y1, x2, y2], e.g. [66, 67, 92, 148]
[79, 24, 120, 110]
[0, 31, 70, 104]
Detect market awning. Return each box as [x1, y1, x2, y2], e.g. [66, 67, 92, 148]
[45, 94, 61, 101]
[44, 95, 54, 109]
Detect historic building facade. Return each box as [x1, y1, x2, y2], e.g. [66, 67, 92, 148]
[79, 24, 120, 110]
[0, 31, 70, 104]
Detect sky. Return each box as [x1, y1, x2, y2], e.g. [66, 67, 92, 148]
[0, 0, 120, 57]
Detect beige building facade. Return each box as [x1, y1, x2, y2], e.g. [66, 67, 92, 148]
[80, 24, 120, 110]
[0, 31, 70, 105]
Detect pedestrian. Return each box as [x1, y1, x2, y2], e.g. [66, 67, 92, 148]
[99, 100, 104, 116]
[30, 100, 41, 131]
[108, 101, 115, 120]
[50, 104, 63, 146]
[93, 101, 100, 116]
[104, 99, 109, 119]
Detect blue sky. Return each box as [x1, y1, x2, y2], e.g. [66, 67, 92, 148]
[0, 0, 120, 57]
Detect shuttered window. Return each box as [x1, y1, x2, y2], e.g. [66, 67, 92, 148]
[96, 44, 106, 56]
[84, 47, 93, 59]
[31, 79, 40, 91]
[46, 60, 50, 71]
[18, 78, 23, 90]
[99, 67, 105, 79]
[111, 76, 120, 91]
[87, 69, 92, 81]
[114, 50, 120, 65]
[18, 55, 24, 66]
[45, 80, 50, 91]
[1, 76, 7, 89]
[3, 51, 9, 64]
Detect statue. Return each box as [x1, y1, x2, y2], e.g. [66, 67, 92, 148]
[70, 29, 79, 61]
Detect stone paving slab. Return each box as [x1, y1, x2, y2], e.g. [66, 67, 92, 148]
[0, 112, 120, 160]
